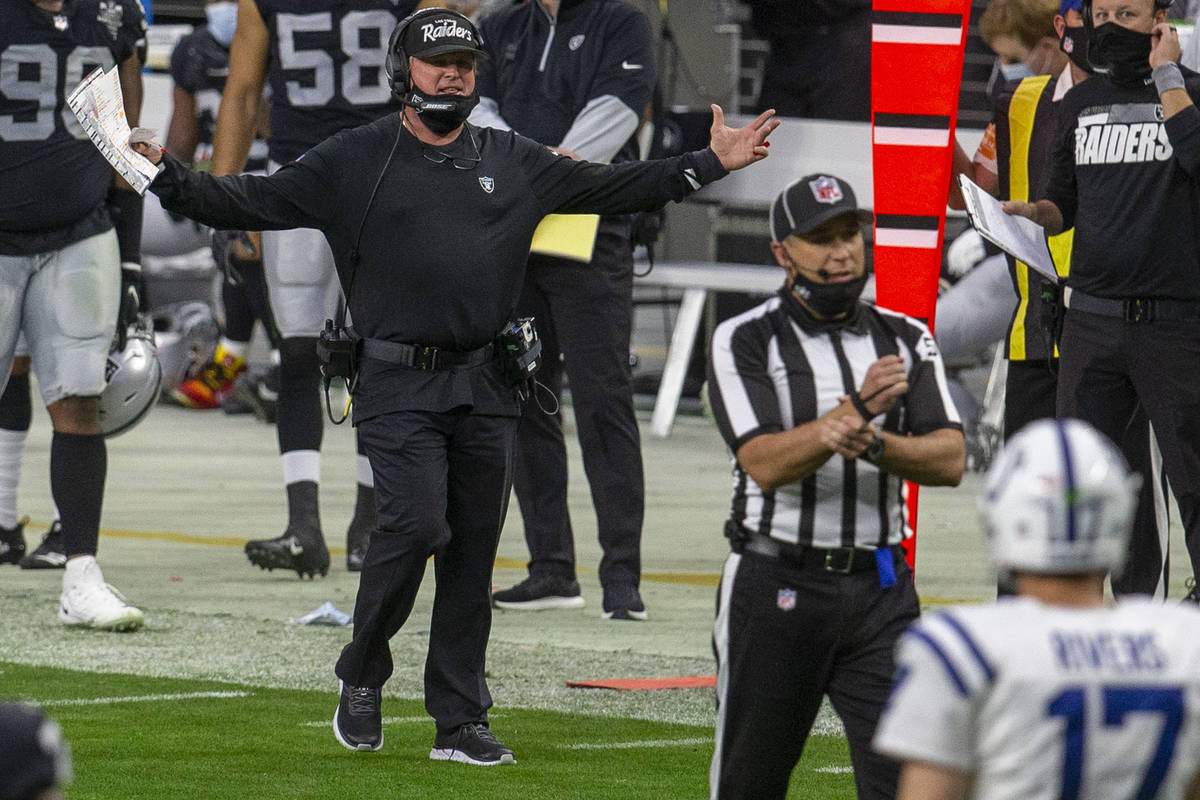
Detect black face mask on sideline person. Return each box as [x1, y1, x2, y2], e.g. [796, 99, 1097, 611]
[404, 88, 480, 136]
[1089, 22, 1154, 86]
[789, 271, 868, 319]
[1061, 25, 1095, 74]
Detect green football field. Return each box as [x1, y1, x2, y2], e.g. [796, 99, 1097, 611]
[2, 662, 854, 799]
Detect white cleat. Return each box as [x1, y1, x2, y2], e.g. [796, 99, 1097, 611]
[59, 556, 145, 632]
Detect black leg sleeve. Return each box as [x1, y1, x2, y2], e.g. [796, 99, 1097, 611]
[50, 432, 106, 557]
[277, 336, 323, 455]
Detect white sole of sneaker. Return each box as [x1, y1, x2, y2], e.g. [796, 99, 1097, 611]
[58, 607, 145, 632]
[601, 608, 649, 621]
[429, 747, 515, 766]
[493, 595, 586, 611]
[333, 682, 383, 753]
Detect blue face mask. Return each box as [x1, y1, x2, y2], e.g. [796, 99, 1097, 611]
[206, 2, 238, 48]
[998, 60, 1036, 82]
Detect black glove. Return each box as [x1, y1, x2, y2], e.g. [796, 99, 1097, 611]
[210, 229, 258, 285]
[115, 264, 143, 351]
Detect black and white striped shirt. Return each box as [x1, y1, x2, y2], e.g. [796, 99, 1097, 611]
[707, 288, 962, 549]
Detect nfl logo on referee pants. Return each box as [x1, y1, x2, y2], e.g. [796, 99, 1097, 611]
[777, 588, 796, 611]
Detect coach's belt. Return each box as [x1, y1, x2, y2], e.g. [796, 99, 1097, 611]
[1063, 287, 1200, 323]
[362, 338, 494, 371]
[739, 531, 900, 575]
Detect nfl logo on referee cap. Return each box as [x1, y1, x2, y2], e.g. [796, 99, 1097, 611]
[777, 588, 796, 611]
[810, 176, 843, 205]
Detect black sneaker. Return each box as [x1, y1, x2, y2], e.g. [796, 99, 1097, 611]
[233, 368, 278, 424]
[0, 516, 27, 565]
[430, 723, 515, 766]
[1183, 578, 1199, 605]
[19, 521, 66, 570]
[492, 574, 585, 610]
[602, 583, 647, 621]
[333, 681, 383, 752]
[244, 525, 330, 578]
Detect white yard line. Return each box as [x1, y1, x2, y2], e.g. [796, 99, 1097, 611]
[561, 737, 713, 750]
[35, 691, 249, 707]
[815, 766, 854, 774]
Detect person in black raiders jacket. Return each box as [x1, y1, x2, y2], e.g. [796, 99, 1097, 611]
[1004, 0, 1200, 603]
[129, 7, 778, 766]
[471, 0, 656, 620]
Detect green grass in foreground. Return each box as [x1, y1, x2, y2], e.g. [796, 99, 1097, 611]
[1, 662, 854, 799]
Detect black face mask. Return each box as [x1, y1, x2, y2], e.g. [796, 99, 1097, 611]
[1089, 21, 1153, 86]
[790, 271, 868, 318]
[1061, 24, 1095, 74]
[403, 88, 480, 136]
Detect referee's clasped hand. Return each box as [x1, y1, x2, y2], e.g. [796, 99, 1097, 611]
[708, 104, 780, 172]
[820, 415, 875, 460]
[857, 355, 908, 418]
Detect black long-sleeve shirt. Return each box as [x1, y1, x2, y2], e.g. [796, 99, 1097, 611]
[1043, 72, 1200, 300]
[151, 114, 726, 420]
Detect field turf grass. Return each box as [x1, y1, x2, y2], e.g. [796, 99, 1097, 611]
[2, 662, 855, 799]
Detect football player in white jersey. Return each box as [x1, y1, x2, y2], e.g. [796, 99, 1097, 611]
[874, 418, 1200, 800]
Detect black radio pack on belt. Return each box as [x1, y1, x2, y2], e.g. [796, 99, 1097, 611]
[497, 317, 542, 399]
[317, 299, 360, 424]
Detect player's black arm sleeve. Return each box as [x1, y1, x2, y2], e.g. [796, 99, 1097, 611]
[518, 135, 729, 215]
[150, 151, 330, 232]
[1165, 103, 1200, 176]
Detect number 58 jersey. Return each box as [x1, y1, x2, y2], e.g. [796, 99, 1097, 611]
[874, 597, 1200, 800]
[256, 0, 416, 165]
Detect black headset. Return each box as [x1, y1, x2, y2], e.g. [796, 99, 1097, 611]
[383, 7, 485, 100]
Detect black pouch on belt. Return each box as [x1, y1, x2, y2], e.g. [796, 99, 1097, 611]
[496, 318, 542, 392]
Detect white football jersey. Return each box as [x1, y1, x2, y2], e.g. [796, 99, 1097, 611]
[874, 597, 1200, 800]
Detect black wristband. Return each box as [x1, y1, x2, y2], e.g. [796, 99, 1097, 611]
[849, 390, 873, 422]
[107, 186, 144, 264]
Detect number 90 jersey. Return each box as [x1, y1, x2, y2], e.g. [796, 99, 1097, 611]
[874, 598, 1200, 800]
[1, 0, 146, 244]
[258, 0, 416, 165]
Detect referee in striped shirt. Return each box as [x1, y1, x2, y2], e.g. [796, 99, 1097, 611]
[705, 174, 965, 800]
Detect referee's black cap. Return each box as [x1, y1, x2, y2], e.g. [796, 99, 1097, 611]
[0, 704, 72, 800]
[402, 9, 489, 61]
[770, 174, 873, 242]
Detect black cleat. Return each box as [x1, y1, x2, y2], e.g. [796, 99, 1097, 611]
[0, 516, 28, 565]
[430, 723, 515, 766]
[346, 524, 370, 573]
[333, 681, 383, 752]
[244, 526, 329, 578]
[233, 368, 278, 424]
[19, 520, 66, 570]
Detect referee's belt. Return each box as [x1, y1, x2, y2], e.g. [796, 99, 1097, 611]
[362, 338, 494, 371]
[737, 530, 902, 575]
[1064, 287, 1200, 323]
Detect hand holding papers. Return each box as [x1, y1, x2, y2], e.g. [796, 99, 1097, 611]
[957, 174, 1059, 283]
[67, 66, 161, 195]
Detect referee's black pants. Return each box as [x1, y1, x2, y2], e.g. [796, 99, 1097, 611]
[511, 225, 644, 590]
[1057, 309, 1200, 587]
[1009, 357, 1169, 597]
[711, 549, 919, 800]
[335, 408, 517, 733]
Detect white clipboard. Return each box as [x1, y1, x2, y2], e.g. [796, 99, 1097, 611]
[958, 174, 1059, 283]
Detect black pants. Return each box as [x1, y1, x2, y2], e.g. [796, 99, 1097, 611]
[1057, 309, 1200, 586]
[1009, 357, 1169, 596]
[335, 408, 517, 732]
[512, 227, 644, 589]
[711, 549, 919, 800]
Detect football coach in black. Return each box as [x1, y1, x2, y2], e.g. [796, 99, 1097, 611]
[706, 175, 964, 799]
[130, 7, 778, 766]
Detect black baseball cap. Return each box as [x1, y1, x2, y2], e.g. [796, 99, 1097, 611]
[401, 9, 488, 61]
[0, 704, 72, 800]
[769, 174, 872, 242]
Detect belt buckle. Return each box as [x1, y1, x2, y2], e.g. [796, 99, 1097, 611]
[1124, 298, 1155, 323]
[823, 548, 855, 573]
[416, 346, 440, 370]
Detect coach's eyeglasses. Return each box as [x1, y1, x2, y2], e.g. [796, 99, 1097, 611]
[421, 132, 481, 170]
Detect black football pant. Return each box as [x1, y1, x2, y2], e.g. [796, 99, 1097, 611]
[512, 226, 644, 590]
[335, 408, 517, 733]
[1009, 358, 1169, 597]
[1057, 309, 1200, 591]
[711, 549, 919, 800]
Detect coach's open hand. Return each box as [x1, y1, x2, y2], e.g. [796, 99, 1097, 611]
[708, 104, 779, 172]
